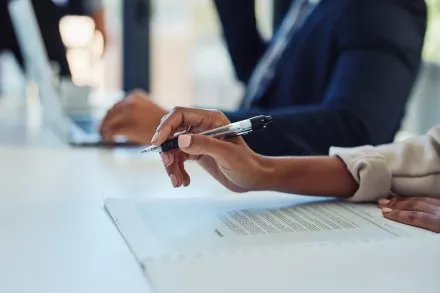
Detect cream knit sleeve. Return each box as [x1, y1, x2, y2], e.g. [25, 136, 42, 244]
[329, 126, 440, 202]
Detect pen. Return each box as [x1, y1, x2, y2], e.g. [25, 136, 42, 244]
[141, 115, 273, 153]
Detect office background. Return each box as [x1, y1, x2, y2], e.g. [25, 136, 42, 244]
[1, 0, 439, 135]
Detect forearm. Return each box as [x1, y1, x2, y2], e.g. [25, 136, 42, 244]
[258, 156, 358, 197]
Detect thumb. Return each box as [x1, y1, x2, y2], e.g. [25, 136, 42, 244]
[178, 134, 237, 165]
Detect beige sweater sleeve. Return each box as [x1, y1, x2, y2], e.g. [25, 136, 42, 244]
[329, 125, 440, 202]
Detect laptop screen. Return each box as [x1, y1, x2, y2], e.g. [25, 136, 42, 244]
[8, 0, 70, 136]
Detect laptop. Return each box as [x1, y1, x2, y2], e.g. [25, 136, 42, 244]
[8, 0, 134, 147]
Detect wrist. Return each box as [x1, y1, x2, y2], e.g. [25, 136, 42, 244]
[252, 155, 286, 192]
[253, 156, 359, 197]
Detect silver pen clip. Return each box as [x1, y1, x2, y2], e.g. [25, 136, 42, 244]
[225, 130, 252, 139]
[236, 130, 252, 136]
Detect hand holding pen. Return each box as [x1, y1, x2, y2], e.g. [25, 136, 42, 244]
[146, 107, 272, 189]
[143, 111, 272, 153]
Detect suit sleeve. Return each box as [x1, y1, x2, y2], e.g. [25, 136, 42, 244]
[224, 106, 371, 156]
[225, 0, 426, 157]
[330, 126, 440, 202]
[213, 0, 268, 83]
[325, 0, 427, 145]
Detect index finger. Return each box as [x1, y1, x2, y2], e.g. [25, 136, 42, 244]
[152, 107, 229, 145]
[379, 197, 440, 213]
[382, 210, 440, 233]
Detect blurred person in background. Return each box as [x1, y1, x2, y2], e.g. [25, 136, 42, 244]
[54, 0, 108, 50]
[100, 0, 427, 157]
[153, 107, 440, 233]
[0, 0, 106, 83]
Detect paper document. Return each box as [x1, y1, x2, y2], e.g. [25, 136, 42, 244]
[105, 195, 438, 293]
[105, 195, 426, 262]
[218, 204, 373, 235]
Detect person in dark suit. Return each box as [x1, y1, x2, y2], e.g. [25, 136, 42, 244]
[0, 0, 71, 77]
[99, 0, 427, 157]
[0, 0, 106, 80]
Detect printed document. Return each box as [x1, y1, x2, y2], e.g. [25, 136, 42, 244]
[104, 195, 439, 293]
[105, 195, 427, 262]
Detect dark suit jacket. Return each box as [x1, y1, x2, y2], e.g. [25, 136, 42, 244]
[215, 0, 427, 156]
[0, 0, 71, 75]
[0, 0, 90, 76]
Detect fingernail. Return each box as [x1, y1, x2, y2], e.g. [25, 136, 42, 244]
[378, 199, 390, 205]
[178, 135, 192, 148]
[151, 132, 159, 144]
[160, 152, 170, 166]
[381, 207, 392, 213]
[169, 174, 178, 188]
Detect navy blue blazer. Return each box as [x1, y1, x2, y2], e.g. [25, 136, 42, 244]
[215, 0, 427, 156]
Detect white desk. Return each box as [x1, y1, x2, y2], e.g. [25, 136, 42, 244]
[0, 146, 229, 293]
[0, 94, 63, 148]
[0, 94, 439, 293]
[0, 94, 227, 292]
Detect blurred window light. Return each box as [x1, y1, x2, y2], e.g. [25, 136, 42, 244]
[59, 16, 95, 48]
[66, 49, 93, 85]
[423, 0, 440, 62]
[59, 15, 104, 87]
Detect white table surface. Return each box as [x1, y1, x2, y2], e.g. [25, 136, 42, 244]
[0, 94, 439, 293]
[0, 145, 229, 293]
[0, 94, 228, 293]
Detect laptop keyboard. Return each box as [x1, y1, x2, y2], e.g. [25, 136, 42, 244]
[70, 115, 100, 134]
[69, 114, 135, 146]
